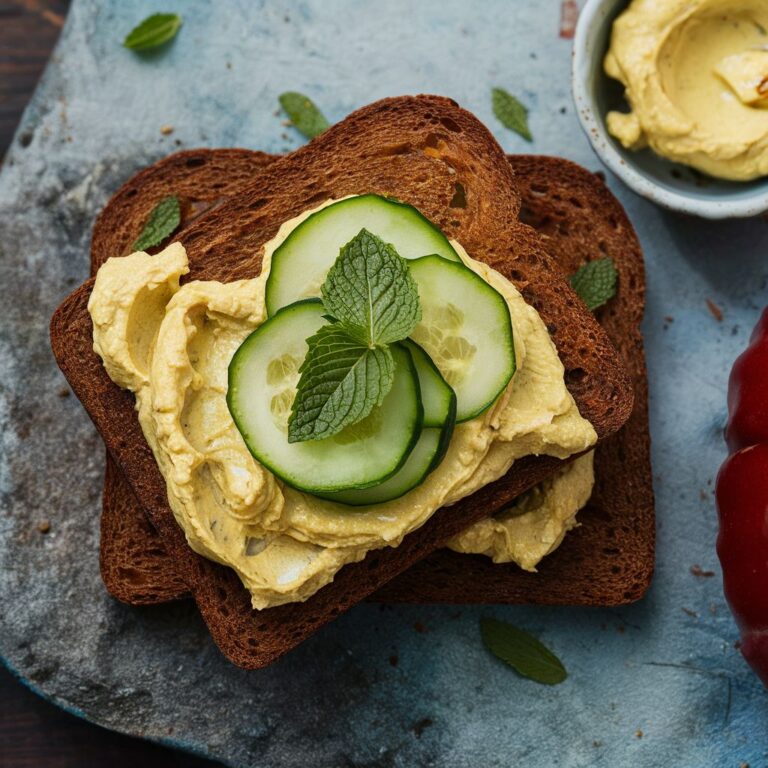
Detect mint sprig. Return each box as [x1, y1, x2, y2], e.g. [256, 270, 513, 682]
[569, 257, 618, 311]
[279, 92, 330, 140]
[288, 325, 394, 443]
[288, 230, 421, 443]
[132, 195, 181, 251]
[480, 618, 567, 685]
[124, 13, 182, 51]
[322, 229, 421, 346]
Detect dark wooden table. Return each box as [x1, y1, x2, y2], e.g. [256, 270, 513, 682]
[0, 3, 218, 765]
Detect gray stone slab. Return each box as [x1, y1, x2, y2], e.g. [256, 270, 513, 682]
[1, 1, 766, 766]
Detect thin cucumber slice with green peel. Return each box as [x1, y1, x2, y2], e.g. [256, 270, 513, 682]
[408, 255, 516, 422]
[227, 300, 423, 494]
[318, 339, 457, 507]
[265, 194, 460, 316]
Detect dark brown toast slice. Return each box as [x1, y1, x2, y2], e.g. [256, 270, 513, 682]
[97, 153, 654, 607]
[51, 95, 633, 668]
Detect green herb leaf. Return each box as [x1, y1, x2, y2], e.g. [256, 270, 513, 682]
[492, 87, 533, 142]
[321, 229, 421, 346]
[278, 92, 330, 139]
[124, 13, 182, 51]
[132, 195, 181, 251]
[569, 257, 618, 311]
[288, 325, 394, 443]
[480, 618, 567, 685]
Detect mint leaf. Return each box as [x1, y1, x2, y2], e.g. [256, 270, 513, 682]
[287, 230, 421, 442]
[322, 229, 421, 346]
[132, 195, 181, 252]
[492, 88, 533, 142]
[569, 257, 618, 311]
[279, 92, 330, 139]
[288, 325, 394, 443]
[124, 13, 182, 50]
[480, 618, 567, 685]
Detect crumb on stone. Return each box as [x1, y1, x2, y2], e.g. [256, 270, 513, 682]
[635, 729, 643, 739]
[412, 717, 433, 738]
[706, 298, 723, 322]
[160, 125, 174, 136]
[57, 387, 70, 398]
[38, 520, 51, 534]
[690, 564, 715, 578]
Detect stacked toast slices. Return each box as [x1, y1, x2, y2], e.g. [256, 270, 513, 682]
[51, 96, 651, 669]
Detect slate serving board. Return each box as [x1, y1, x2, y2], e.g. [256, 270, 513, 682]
[1, 1, 766, 766]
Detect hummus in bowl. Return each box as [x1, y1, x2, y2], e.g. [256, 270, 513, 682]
[605, 0, 768, 182]
[573, 0, 768, 217]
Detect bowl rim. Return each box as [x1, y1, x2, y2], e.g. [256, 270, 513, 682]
[571, 0, 768, 220]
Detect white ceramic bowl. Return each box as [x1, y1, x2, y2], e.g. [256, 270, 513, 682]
[572, 0, 768, 219]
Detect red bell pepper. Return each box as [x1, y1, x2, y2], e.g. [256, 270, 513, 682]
[716, 307, 768, 687]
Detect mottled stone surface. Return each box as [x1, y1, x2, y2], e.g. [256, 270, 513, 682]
[0, 1, 766, 766]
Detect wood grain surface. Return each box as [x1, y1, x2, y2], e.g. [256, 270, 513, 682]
[0, 2, 217, 765]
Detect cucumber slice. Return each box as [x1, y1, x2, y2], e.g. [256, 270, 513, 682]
[408, 255, 515, 422]
[265, 194, 460, 316]
[317, 340, 456, 507]
[227, 300, 423, 494]
[402, 339, 456, 429]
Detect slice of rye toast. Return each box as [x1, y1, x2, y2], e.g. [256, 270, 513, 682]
[50, 95, 633, 669]
[97, 153, 653, 608]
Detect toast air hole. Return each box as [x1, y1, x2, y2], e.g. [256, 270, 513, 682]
[450, 182, 467, 209]
[565, 367, 587, 386]
[440, 116, 462, 132]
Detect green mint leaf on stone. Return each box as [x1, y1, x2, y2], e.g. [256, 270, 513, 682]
[124, 13, 182, 50]
[132, 195, 181, 251]
[569, 257, 618, 311]
[321, 229, 421, 347]
[287, 325, 394, 443]
[480, 618, 567, 685]
[492, 87, 533, 142]
[279, 92, 330, 139]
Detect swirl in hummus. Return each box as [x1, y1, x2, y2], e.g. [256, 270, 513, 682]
[89, 198, 597, 609]
[605, 0, 768, 180]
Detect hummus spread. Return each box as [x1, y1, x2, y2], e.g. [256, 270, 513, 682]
[448, 452, 594, 569]
[89, 198, 596, 609]
[605, 0, 768, 180]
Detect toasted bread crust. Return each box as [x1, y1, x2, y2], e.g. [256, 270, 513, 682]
[51, 96, 634, 668]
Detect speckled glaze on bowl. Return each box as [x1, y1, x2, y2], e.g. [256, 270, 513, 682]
[572, 0, 768, 219]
